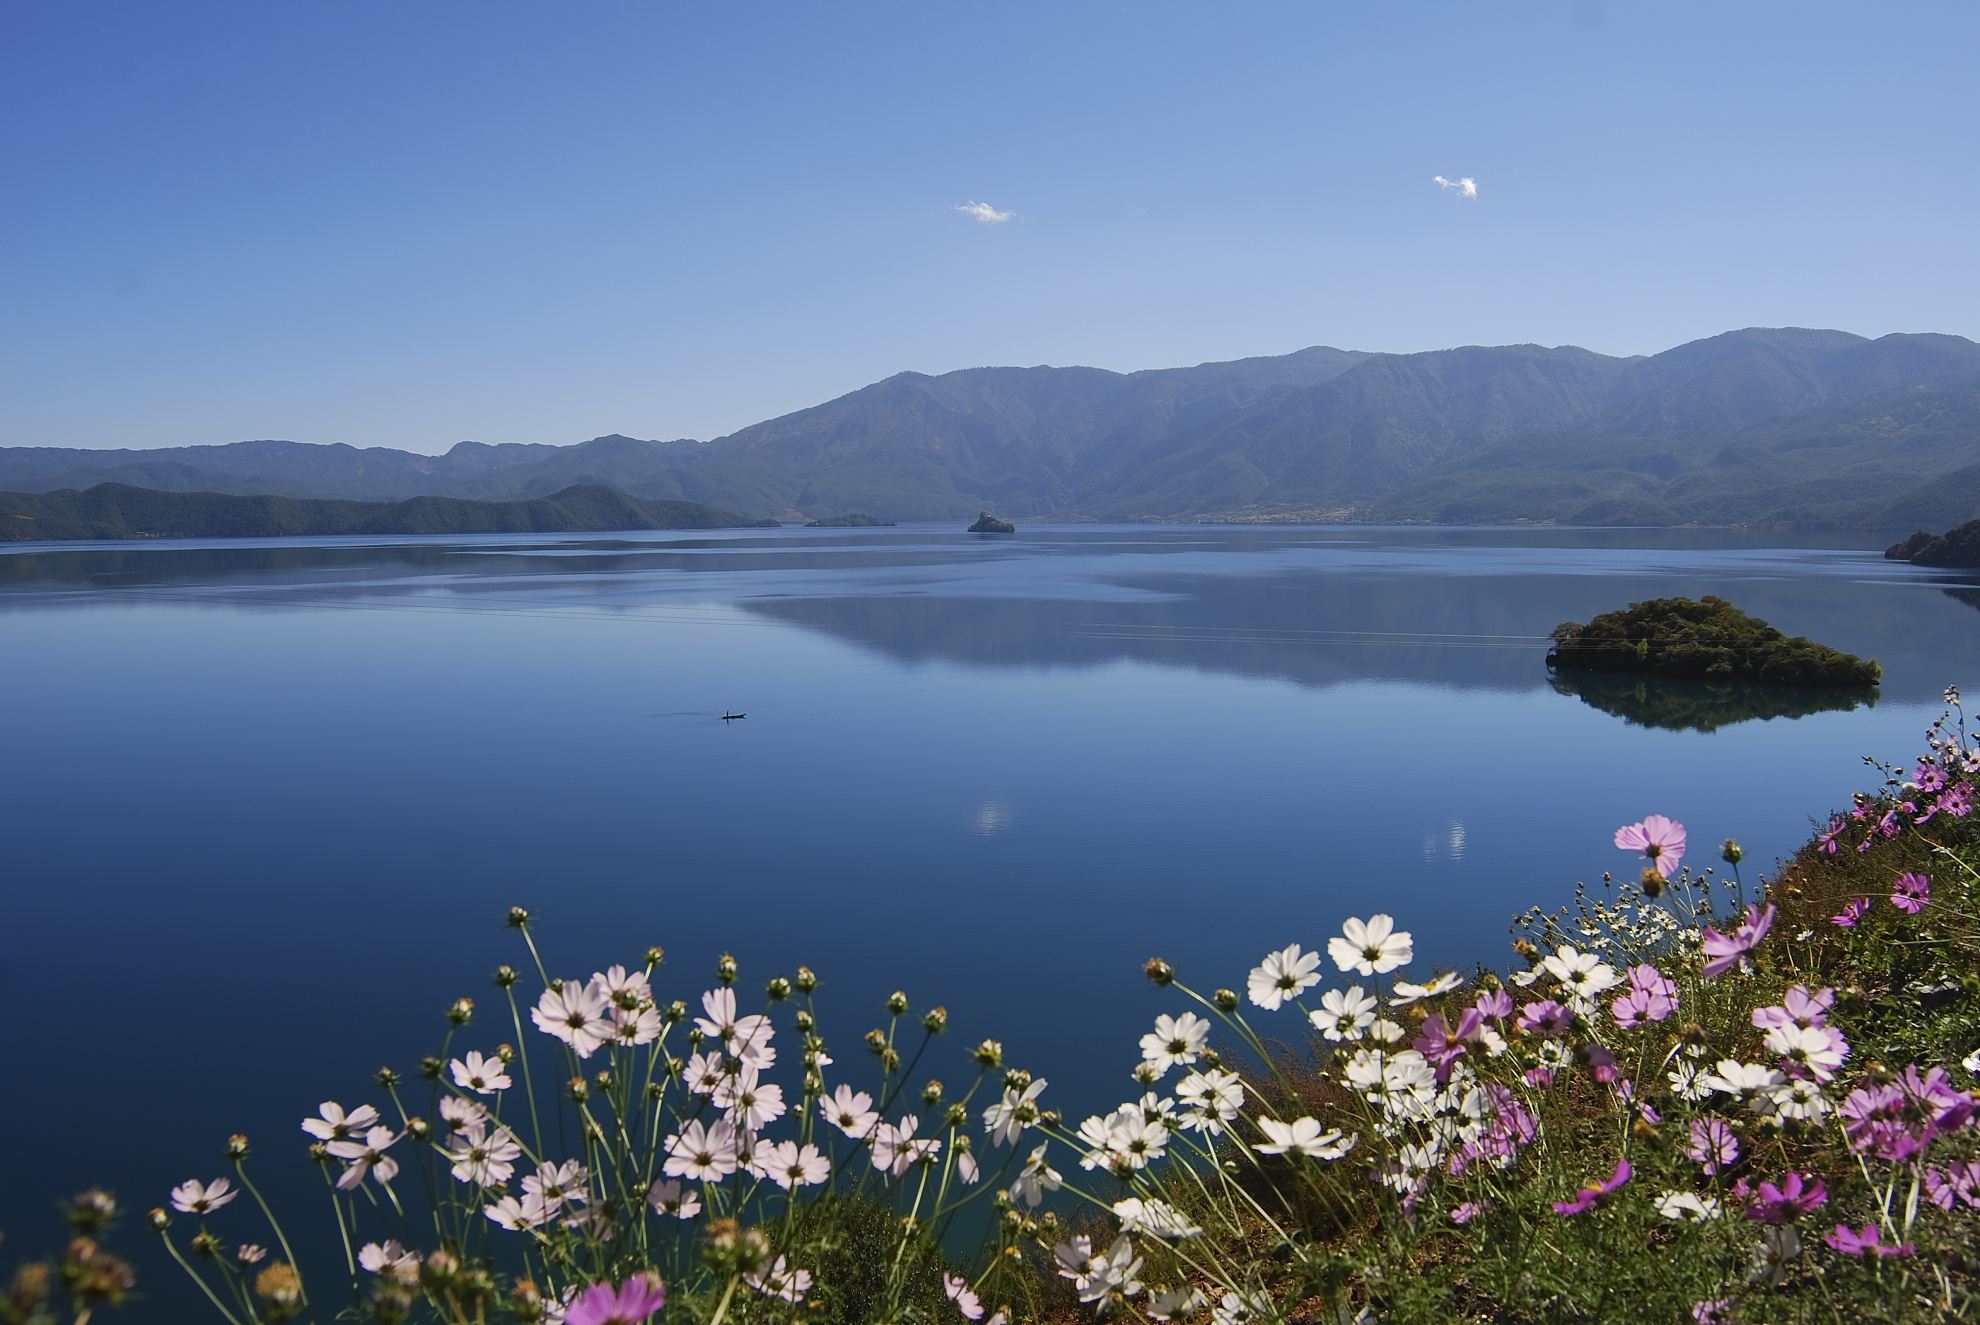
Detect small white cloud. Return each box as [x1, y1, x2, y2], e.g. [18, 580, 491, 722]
[1433, 175, 1479, 199]
[955, 200, 1016, 224]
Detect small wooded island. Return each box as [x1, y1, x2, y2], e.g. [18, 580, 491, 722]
[1547, 596, 1880, 686]
[1886, 516, 1980, 568]
[968, 511, 1016, 534]
[803, 513, 894, 527]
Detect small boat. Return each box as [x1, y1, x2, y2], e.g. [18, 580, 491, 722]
[721, 711, 747, 721]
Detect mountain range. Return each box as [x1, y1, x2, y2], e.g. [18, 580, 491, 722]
[7, 328, 1979, 527]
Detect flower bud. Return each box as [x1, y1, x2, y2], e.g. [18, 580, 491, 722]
[1142, 957, 1174, 986]
[66, 1188, 119, 1234]
[420, 1056, 444, 1080]
[887, 990, 910, 1016]
[190, 1230, 221, 1258]
[948, 1103, 969, 1128]
[448, 998, 474, 1026]
[921, 1080, 944, 1107]
[645, 946, 666, 968]
[703, 1218, 741, 1269]
[881, 1047, 902, 1072]
[646, 1081, 665, 1101]
[376, 1066, 400, 1087]
[865, 1029, 888, 1054]
[567, 1076, 589, 1103]
[148, 1207, 170, 1232]
[716, 953, 738, 984]
[497, 1043, 515, 1063]
[1212, 989, 1238, 1013]
[1038, 1108, 1062, 1129]
[1131, 1063, 1157, 1085]
[505, 906, 531, 929]
[795, 965, 819, 993]
[737, 1226, 771, 1273]
[973, 1038, 1003, 1068]
[493, 964, 519, 988]
[665, 1000, 687, 1023]
[794, 1010, 816, 1033]
[1639, 868, 1664, 897]
[766, 976, 793, 1002]
[923, 1007, 948, 1033]
[406, 1117, 430, 1140]
[226, 1133, 250, 1159]
[1720, 838, 1743, 865]
[594, 1070, 614, 1090]
[1005, 1068, 1033, 1091]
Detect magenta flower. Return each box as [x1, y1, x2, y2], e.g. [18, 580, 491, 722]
[1413, 1009, 1483, 1083]
[1450, 1199, 1488, 1225]
[1474, 988, 1513, 1021]
[1700, 903, 1774, 979]
[1614, 814, 1686, 878]
[1816, 816, 1845, 854]
[1924, 1161, 1980, 1212]
[1745, 1172, 1827, 1224]
[1824, 1223, 1913, 1258]
[1686, 1118, 1739, 1176]
[1752, 985, 1833, 1031]
[1890, 872, 1930, 915]
[1829, 897, 1870, 928]
[1517, 999, 1572, 1037]
[1692, 1299, 1732, 1324]
[565, 1276, 667, 1325]
[1610, 964, 1678, 1029]
[1553, 1159, 1631, 1216]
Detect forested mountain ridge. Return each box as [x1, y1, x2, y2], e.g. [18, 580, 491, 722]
[6, 329, 1978, 527]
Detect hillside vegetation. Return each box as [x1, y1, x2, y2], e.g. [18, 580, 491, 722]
[8, 329, 1980, 527]
[1887, 516, 1980, 568]
[0, 483, 774, 542]
[1547, 596, 1882, 686]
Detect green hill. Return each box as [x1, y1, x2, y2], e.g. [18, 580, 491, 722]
[0, 483, 776, 542]
[1885, 514, 1980, 567]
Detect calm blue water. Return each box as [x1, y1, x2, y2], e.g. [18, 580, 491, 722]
[4, 523, 1978, 1291]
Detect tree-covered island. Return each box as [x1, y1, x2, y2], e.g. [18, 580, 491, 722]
[1547, 595, 1881, 687]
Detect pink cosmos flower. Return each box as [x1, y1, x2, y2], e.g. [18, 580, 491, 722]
[1829, 897, 1870, 928]
[564, 1275, 666, 1325]
[1686, 1118, 1739, 1176]
[943, 1272, 985, 1321]
[1745, 1172, 1827, 1224]
[1450, 1200, 1488, 1224]
[1517, 999, 1572, 1036]
[1474, 988, 1513, 1021]
[1700, 903, 1774, 979]
[1891, 872, 1930, 915]
[326, 1127, 401, 1191]
[1752, 986, 1833, 1031]
[168, 1178, 238, 1215]
[1553, 1159, 1631, 1216]
[1824, 1224, 1912, 1258]
[1413, 1009, 1483, 1083]
[1610, 964, 1678, 1029]
[1924, 1161, 1980, 1211]
[301, 1101, 381, 1142]
[1615, 815, 1686, 878]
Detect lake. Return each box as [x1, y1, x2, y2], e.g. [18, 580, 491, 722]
[4, 523, 1978, 1282]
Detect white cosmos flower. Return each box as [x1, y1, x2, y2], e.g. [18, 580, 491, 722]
[822, 1084, 879, 1138]
[1311, 986, 1378, 1041]
[445, 1122, 521, 1186]
[756, 1140, 830, 1190]
[326, 1127, 401, 1192]
[1010, 1144, 1061, 1208]
[1211, 1290, 1271, 1324]
[683, 1052, 729, 1097]
[982, 1077, 1047, 1146]
[1174, 1067, 1244, 1134]
[485, 1192, 560, 1230]
[449, 1051, 511, 1095]
[1139, 1012, 1210, 1075]
[662, 1119, 739, 1182]
[744, 1256, 812, 1304]
[531, 981, 612, 1058]
[1328, 915, 1413, 977]
[1655, 1191, 1723, 1222]
[1769, 1077, 1832, 1123]
[872, 1115, 940, 1176]
[1253, 1116, 1355, 1160]
[1390, 972, 1462, 1006]
[301, 1101, 380, 1142]
[523, 1159, 588, 1207]
[1700, 1059, 1786, 1105]
[169, 1178, 238, 1215]
[944, 1273, 986, 1321]
[1247, 944, 1323, 1009]
[1539, 945, 1621, 1004]
[1113, 1196, 1202, 1239]
[646, 1178, 701, 1219]
[590, 964, 651, 1007]
[1747, 1225, 1801, 1287]
[1149, 1287, 1209, 1321]
[610, 1003, 663, 1047]
[1366, 1016, 1407, 1045]
[714, 1066, 786, 1132]
[357, 1241, 418, 1274]
[1762, 1023, 1847, 1082]
[1668, 1060, 1711, 1102]
[958, 1151, 980, 1184]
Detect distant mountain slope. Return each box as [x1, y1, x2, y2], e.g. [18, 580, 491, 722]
[5, 330, 1979, 527]
[0, 483, 774, 542]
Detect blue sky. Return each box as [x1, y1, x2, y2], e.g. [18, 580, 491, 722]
[3, 1, 1976, 452]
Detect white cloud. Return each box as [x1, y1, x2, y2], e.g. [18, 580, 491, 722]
[1433, 175, 1479, 199]
[954, 200, 1016, 224]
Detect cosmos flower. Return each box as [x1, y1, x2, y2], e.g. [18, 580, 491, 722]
[983, 1077, 1047, 1146]
[1253, 1116, 1355, 1160]
[943, 1272, 986, 1321]
[301, 1101, 380, 1142]
[1552, 1159, 1631, 1216]
[1247, 943, 1323, 1009]
[168, 1178, 237, 1215]
[662, 1119, 739, 1183]
[1825, 1224, 1914, 1258]
[531, 981, 613, 1058]
[1112, 1196, 1203, 1239]
[646, 1178, 701, 1219]
[1745, 1172, 1827, 1224]
[1686, 1118, 1740, 1175]
[1891, 872, 1931, 915]
[1615, 814, 1686, 878]
[823, 1084, 880, 1138]
[326, 1127, 401, 1192]
[449, 1050, 511, 1095]
[564, 1275, 666, 1325]
[1327, 916, 1413, 978]
[1829, 897, 1870, 928]
[1700, 904, 1775, 979]
[1311, 985, 1379, 1042]
[1139, 1012, 1210, 1075]
[744, 1256, 812, 1304]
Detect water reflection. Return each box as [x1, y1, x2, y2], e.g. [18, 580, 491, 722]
[1548, 669, 1880, 733]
